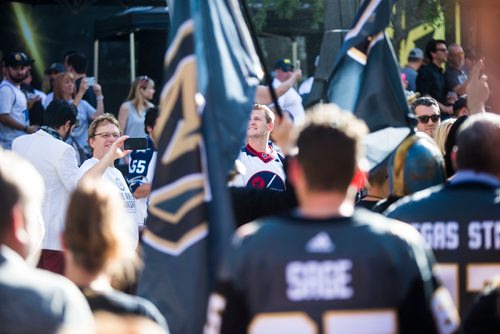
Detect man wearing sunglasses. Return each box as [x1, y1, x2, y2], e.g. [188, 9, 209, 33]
[416, 40, 454, 118]
[412, 97, 441, 137]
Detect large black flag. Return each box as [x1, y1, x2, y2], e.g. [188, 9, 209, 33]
[326, 0, 414, 169]
[137, 0, 261, 333]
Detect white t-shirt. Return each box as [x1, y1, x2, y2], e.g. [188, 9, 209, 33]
[78, 157, 139, 245]
[0, 80, 29, 149]
[272, 78, 305, 125]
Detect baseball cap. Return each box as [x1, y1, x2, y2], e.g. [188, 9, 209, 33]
[4, 51, 34, 67]
[453, 96, 467, 111]
[274, 58, 294, 72]
[45, 62, 65, 74]
[408, 48, 424, 60]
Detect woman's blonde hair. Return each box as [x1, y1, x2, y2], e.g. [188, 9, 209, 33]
[53, 72, 75, 100]
[433, 118, 456, 155]
[63, 178, 138, 285]
[126, 76, 154, 113]
[88, 113, 121, 139]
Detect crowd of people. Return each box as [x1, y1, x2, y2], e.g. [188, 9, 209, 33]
[0, 34, 499, 334]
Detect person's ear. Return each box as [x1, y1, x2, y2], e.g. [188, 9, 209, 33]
[288, 157, 301, 187]
[268, 121, 274, 133]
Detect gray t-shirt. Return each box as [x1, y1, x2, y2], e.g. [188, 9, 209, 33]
[0, 80, 29, 149]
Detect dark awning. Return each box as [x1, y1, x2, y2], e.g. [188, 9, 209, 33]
[95, 6, 169, 40]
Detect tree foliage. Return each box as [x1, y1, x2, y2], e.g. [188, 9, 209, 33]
[248, 0, 324, 31]
[391, 0, 447, 52]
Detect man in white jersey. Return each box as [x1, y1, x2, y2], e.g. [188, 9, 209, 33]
[0, 52, 39, 149]
[230, 104, 286, 191]
[272, 58, 305, 124]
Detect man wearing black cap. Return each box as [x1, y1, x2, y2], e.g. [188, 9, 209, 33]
[272, 58, 305, 124]
[0, 51, 39, 149]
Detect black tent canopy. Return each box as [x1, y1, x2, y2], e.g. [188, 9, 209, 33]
[93, 6, 169, 82]
[95, 6, 169, 39]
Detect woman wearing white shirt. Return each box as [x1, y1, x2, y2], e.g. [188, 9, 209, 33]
[77, 114, 139, 245]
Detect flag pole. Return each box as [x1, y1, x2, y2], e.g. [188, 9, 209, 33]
[239, 0, 283, 117]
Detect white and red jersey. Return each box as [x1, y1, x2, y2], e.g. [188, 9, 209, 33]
[229, 143, 286, 191]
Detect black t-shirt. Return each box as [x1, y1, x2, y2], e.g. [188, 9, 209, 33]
[208, 209, 459, 334]
[416, 63, 447, 104]
[81, 287, 168, 330]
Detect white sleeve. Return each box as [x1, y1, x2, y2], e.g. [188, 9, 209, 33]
[57, 146, 81, 191]
[0, 86, 14, 115]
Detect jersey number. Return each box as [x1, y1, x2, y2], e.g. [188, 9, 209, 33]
[204, 293, 396, 334]
[129, 160, 146, 174]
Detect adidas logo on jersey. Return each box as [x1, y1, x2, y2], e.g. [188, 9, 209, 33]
[305, 232, 335, 253]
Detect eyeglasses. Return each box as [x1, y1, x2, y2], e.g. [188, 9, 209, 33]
[435, 48, 448, 52]
[93, 132, 120, 139]
[417, 115, 440, 124]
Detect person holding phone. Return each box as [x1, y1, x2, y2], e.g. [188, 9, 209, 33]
[51, 71, 104, 164]
[77, 113, 140, 246]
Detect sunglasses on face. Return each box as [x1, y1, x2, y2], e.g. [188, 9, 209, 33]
[417, 115, 440, 124]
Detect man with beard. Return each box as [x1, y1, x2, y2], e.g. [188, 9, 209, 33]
[0, 51, 39, 149]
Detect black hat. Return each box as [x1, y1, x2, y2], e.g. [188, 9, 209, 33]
[453, 96, 467, 111]
[45, 62, 65, 74]
[274, 58, 294, 72]
[4, 51, 34, 67]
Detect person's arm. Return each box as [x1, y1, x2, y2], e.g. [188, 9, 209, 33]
[466, 59, 489, 115]
[79, 135, 130, 182]
[437, 101, 453, 116]
[254, 69, 302, 105]
[118, 102, 129, 133]
[133, 183, 152, 199]
[73, 77, 89, 107]
[92, 83, 104, 119]
[0, 114, 38, 133]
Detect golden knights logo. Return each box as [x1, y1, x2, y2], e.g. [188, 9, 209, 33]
[143, 20, 209, 256]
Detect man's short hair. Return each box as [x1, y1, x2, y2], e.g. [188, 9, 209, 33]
[67, 52, 88, 74]
[456, 113, 500, 175]
[44, 100, 78, 129]
[294, 104, 368, 192]
[0, 150, 44, 239]
[144, 107, 159, 134]
[252, 104, 275, 124]
[425, 39, 447, 62]
[411, 97, 440, 114]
